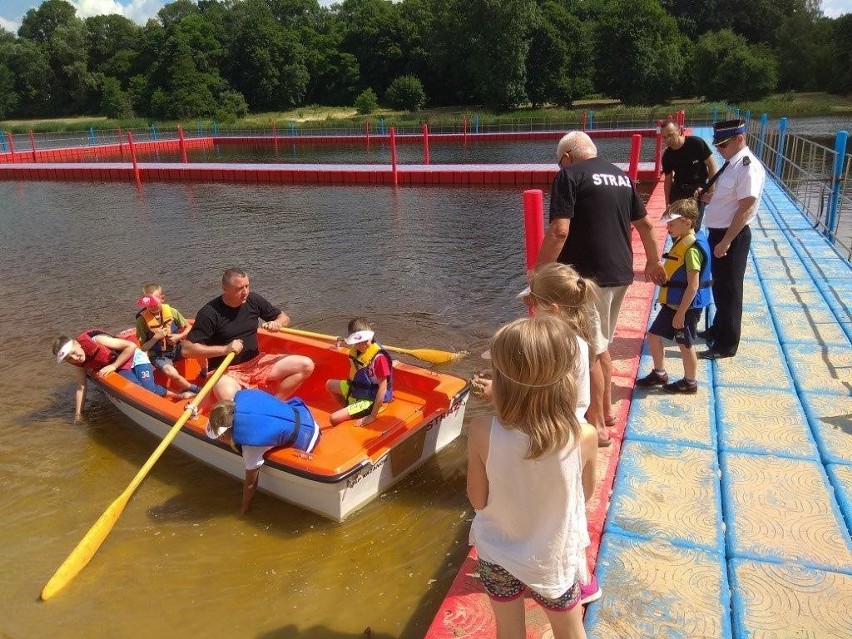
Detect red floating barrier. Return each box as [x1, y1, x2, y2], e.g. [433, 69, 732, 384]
[627, 133, 642, 183]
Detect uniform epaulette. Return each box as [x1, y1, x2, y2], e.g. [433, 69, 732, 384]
[743, 156, 751, 166]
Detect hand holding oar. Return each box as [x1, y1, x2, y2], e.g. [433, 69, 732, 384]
[40, 353, 235, 601]
[277, 326, 466, 365]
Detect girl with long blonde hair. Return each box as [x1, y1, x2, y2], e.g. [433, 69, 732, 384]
[467, 314, 597, 639]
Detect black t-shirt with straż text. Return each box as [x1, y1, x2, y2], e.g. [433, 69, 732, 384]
[186, 292, 282, 368]
[549, 157, 647, 287]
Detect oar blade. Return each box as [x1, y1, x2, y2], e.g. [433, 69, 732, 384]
[406, 348, 468, 365]
[40, 492, 131, 601]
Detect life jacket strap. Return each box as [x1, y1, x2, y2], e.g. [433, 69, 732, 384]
[282, 408, 301, 448]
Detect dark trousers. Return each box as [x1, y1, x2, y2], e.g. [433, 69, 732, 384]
[707, 225, 751, 355]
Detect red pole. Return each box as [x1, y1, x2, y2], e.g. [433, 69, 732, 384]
[422, 123, 430, 165]
[390, 126, 398, 186]
[29, 129, 37, 162]
[654, 130, 663, 177]
[7, 132, 16, 162]
[178, 126, 188, 163]
[628, 133, 642, 183]
[117, 127, 124, 157]
[581, 111, 588, 131]
[272, 120, 278, 152]
[523, 189, 545, 316]
[462, 116, 467, 142]
[127, 131, 141, 185]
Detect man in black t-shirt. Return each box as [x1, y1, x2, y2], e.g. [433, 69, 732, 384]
[535, 131, 665, 444]
[661, 121, 718, 227]
[182, 268, 314, 401]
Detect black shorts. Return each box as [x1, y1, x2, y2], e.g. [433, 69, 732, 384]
[649, 305, 702, 347]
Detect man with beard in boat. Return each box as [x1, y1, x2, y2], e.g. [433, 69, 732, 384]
[181, 268, 315, 401]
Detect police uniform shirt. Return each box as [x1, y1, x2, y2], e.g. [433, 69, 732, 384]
[703, 146, 766, 229]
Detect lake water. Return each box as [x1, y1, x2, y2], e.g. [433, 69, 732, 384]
[0, 170, 656, 638]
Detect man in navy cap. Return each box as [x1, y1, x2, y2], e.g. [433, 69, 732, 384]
[698, 119, 766, 359]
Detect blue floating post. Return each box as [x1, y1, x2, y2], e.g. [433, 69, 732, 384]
[149, 123, 157, 140]
[379, 116, 385, 136]
[474, 114, 479, 134]
[0, 131, 7, 153]
[88, 127, 97, 145]
[711, 106, 718, 124]
[288, 121, 296, 136]
[588, 111, 594, 130]
[826, 130, 849, 241]
[735, 107, 740, 118]
[744, 109, 751, 125]
[774, 117, 788, 176]
[197, 122, 204, 137]
[757, 113, 768, 162]
[213, 121, 219, 136]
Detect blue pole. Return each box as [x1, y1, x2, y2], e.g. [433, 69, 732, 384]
[379, 116, 385, 135]
[213, 121, 219, 135]
[774, 117, 788, 176]
[757, 113, 768, 163]
[826, 130, 849, 241]
[0, 131, 6, 153]
[197, 122, 203, 136]
[88, 127, 97, 145]
[735, 107, 740, 118]
[744, 109, 751, 124]
[474, 114, 479, 134]
[712, 107, 718, 124]
[289, 121, 296, 136]
[589, 111, 594, 130]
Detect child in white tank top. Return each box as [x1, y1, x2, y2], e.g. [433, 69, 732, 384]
[467, 315, 598, 639]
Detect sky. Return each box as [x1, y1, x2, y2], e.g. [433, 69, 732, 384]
[0, 0, 850, 34]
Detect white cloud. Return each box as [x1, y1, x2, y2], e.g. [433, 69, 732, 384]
[822, 0, 852, 17]
[0, 16, 19, 33]
[67, 0, 164, 22]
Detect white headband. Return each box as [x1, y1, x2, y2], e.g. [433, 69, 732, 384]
[56, 340, 74, 363]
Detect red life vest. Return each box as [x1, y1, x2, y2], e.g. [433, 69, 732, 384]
[75, 330, 132, 373]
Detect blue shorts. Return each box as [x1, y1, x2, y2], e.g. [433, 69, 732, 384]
[477, 559, 581, 612]
[649, 305, 702, 347]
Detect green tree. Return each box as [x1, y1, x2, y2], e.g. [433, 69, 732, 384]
[85, 14, 139, 81]
[693, 30, 777, 101]
[18, 0, 76, 43]
[1, 39, 53, 115]
[385, 74, 426, 111]
[0, 62, 19, 119]
[826, 14, 852, 94]
[98, 74, 134, 118]
[595, 0, 685, 105]
[354, 87, 378, 114]
[525, 1, 594, 107]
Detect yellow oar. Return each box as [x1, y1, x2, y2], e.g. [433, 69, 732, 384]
[278, 326, 466, 365]
[41, 352, 235, 601]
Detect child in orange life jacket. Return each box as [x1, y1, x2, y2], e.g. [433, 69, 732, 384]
[326, 318, 393, 427]
[637, 199, 712, 394]
[467, 314, 598, 639]
[134, 283, 201, 395]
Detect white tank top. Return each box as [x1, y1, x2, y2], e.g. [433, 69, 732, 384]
[469, 417, 590, 598]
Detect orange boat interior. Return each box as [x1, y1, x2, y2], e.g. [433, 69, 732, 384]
[105, 328, 468, 481]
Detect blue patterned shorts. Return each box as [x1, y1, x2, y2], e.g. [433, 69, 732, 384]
[477, 559, 581, 611]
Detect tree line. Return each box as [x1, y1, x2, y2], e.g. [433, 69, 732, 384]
[0, 0, 849, 122]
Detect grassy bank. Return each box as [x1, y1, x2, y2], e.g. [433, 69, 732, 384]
[1, 92, 848, 135]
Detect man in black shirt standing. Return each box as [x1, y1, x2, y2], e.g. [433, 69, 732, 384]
[661, 120, 718, 228]
[535, 131, 665, 443]
[182, 268, 314, 401]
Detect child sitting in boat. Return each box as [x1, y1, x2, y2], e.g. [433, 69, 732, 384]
[206, 389, 321, 514]
[53, 330, 192, 422]
[135, 283, 201, 395]
[467, 314, 598, 638]
[326, 318, 393, 427]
